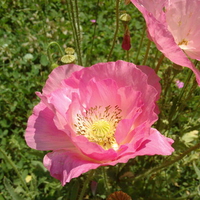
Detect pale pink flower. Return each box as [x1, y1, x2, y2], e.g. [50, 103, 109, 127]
[130, 0, 200, 85]
[25, 60, 174, 186]
[90, 19, 96, 23]
[176, 80, 184, 89]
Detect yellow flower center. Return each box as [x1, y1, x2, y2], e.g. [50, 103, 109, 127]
[74, 105, 122, 150]
[92, 120, 111, 138]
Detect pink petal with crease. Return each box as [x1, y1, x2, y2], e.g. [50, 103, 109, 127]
[131, 0, 200, 85]
[25, 102, 74, 150]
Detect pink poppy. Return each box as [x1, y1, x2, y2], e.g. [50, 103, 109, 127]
[25, 60, 174, 186]
[130, 0, 200, 85]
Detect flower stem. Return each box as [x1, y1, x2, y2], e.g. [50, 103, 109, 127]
[155, 54, 165, 73]
[66, 0, 83, 66]
[78, 170, 95, 200]
[142, 39, 151, 65]
[85, 0, 99, 67]
[102, 167, 110, 195]
[107, 0, 120, 61]
[131, 142, 200, 183]
[135, 26, 146, 64]
[47, 41, 65, 64]
[168, 69, 193, 125]
[126, 50, 130, 62]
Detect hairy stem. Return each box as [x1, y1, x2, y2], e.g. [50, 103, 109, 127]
[142, 39, 151, 65]
[131, 142, 200, 183]
[78, 170, 95, 200]
[47, 41, 65, 64]
[107, 0, 120, 61]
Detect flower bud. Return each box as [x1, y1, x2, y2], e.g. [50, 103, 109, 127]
[61, 55, 76, 64]
[119, 13, 131, 22]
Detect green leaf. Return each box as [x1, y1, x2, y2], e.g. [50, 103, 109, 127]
[193, 162, 200, 180]
[3, 177, 25, 200]
[40, 54, 49, 66]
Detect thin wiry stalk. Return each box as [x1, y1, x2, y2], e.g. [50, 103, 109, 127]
[131, 142, 200, 183]
[66, 0, 83, 65]
[107, 0, 120, 61]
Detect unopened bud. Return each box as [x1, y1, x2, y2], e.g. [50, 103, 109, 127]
[119, 13, 131, 22]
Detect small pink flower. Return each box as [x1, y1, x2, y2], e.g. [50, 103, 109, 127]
[130, 0, 200, 85]
[25, 60, 174, 186]
[90, 19, 96, 23]
[176, 80, 184, 89]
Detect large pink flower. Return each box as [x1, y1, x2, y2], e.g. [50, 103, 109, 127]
[25, 60, 174, 186]
[131, 0, 200, 85]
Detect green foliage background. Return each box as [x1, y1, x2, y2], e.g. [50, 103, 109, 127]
[0, 0, 200, 199]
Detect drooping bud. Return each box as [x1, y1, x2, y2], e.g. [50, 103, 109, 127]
[122, 27, 131, 50]
[120, 14, 131, 51]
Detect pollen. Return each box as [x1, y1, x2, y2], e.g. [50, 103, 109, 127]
[74, 105, 122, 150]
[178, 39, 188, 46]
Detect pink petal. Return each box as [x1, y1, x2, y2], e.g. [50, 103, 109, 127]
[166, 0, 200, 60]
[79, 78, 120, 108]
[118, 86, 142, 118]
[43, 150, 101, 186]
[138, 65, 161, 101]
[42, 64, 83, 96]
[134, 128, 174, 156]
[131, 0, 200, 85]
[25, 102, 74, 150]
[71, 135, 118, 162]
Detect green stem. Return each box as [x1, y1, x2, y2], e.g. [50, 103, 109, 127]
[155, 54, 165, 73]
[78, 170, 95, 200]
[68, 0, 83, 66]
[0, 147, 32, 199]
[74, 0, 81, 43]
[102, 167, 110, 195]
[85, 0, 99, 67]
[176, 76, 197, 115]
[131, 142, 200, 183]
[142, 39, 151, 65]
[65, 0, 82, 65]
[168, 69, 193, 125]
[135, 26, 146, 64]
[107, 0, 120, 61]
[47, 41, 65, 64]
[153, 49, 159, 68]
[126, 50, 130, 62]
